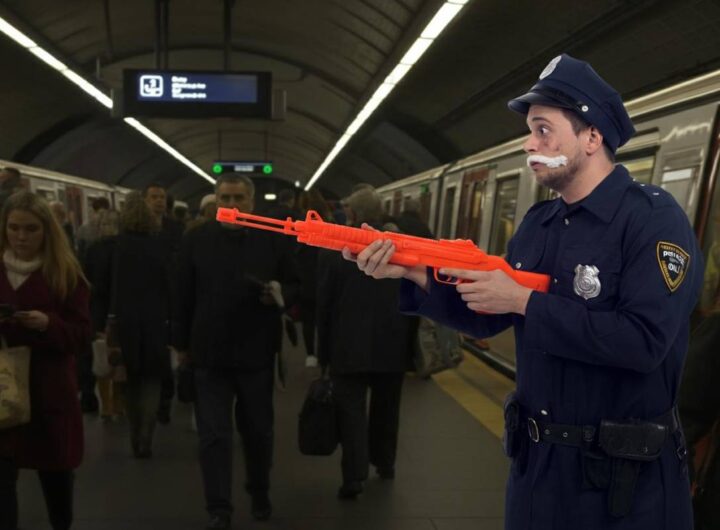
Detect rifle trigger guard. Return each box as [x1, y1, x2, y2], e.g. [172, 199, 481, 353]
[434, 269, 460, 285]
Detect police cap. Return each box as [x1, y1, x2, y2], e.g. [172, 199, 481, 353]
[508, 54, 635, 152]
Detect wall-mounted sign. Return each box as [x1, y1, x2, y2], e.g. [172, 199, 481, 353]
[212, 161, 273, 175]
[122, 70, 271, 119]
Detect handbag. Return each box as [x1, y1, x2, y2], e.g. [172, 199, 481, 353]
[413, 317, 463, 378]
[298, 376, 338, 456]
[0, 336, 31, 428]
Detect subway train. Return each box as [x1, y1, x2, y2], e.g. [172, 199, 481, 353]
[376, 67, 720, 375]
[0, 160, 189, 227]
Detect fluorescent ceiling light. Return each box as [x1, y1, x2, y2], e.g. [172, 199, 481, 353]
[0, 17, 36, 47]
[421, 3, 464, 39]
[399, 38, 433, 66]
[0, 14, 214, 186]
[61, 70, 113, 108]
[305, 0, 470, 191]
[265, 193, 277, 200]
[385, 63, 412, 85]
[124, 118, 216, 184]
[28, 46, 67, 71]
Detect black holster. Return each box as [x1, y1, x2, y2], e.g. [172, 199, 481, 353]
[597, 420, 668, 517]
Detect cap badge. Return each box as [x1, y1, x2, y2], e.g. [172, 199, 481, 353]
[656, 242, 690, 292]
[573, 265, 601, 300]
[539, 55, 562, 80]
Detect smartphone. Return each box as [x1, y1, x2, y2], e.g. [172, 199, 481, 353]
[0, 303, 16, 318]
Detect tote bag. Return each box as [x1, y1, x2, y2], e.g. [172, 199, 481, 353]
[0, 337, 31, 428]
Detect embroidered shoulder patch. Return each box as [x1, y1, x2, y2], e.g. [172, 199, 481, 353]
[656, 242, 690, 292]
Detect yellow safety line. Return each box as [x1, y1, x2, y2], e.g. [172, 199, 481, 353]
[431, 351, 515, 439]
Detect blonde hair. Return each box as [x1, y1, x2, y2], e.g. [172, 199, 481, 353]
[0, 191, 87, 300]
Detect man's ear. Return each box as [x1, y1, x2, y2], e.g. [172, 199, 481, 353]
[584, 126, 604, 155]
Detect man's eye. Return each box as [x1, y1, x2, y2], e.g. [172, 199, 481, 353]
[539, 126, 550, 135]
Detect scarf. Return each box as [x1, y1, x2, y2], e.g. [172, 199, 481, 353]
[3, 250, 42, 290]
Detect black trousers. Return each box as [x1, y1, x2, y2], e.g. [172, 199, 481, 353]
[300, 299, 316, 357]
[0, 458, 74, 530]
[331, 372, 404, 483]
[194, 367, 274, 517]
[78, 340, 96, 399]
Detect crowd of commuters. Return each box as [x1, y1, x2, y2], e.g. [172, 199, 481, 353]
[0, 167, 439, 530]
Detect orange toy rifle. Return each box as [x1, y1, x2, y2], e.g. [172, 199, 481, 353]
[216, 208, 551, 293]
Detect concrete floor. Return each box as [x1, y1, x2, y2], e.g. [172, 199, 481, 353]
[17, 334, 509, 530]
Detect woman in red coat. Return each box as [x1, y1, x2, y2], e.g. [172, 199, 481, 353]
[0, 191, 91, 530]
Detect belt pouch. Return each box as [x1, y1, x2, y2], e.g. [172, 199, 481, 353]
[599, 420, 668, 517]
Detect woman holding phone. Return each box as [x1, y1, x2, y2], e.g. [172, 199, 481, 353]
[0, 191, 91, 530]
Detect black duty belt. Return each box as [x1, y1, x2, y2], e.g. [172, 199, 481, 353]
[526, 408, 680, 449]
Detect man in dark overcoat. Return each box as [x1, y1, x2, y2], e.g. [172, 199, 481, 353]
[316, 187, 413, 499]
[174, 173, 299, 530]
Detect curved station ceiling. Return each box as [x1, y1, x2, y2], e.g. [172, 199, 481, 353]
[0, 0, 719, 203]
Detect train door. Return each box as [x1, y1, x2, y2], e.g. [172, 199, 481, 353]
[439, 184, 458, 239]
[488, 175, 520, 256]
[456, 168, 489, 243]
[65, 186, 84, 227]
[392, 191, 403, 217]
[695, 107, 720, 317]
[419, 185, 433, 228]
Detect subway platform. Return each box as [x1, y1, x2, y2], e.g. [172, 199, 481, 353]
[17, 336, 513, 530]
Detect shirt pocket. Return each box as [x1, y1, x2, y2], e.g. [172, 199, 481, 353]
[559, 245, 622, 309]
[507, 233, 547, 274]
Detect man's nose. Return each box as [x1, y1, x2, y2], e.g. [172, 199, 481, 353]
[523, 135, 538, 153]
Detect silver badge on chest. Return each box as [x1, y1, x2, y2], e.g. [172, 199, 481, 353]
[573, 265, 601, 300]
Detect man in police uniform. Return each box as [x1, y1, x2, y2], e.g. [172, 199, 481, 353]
[344, 54, 703, 529]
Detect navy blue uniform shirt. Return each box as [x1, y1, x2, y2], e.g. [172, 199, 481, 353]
[400, 165, 703, 529]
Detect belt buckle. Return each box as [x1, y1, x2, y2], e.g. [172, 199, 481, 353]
[528, 417, 540, 443]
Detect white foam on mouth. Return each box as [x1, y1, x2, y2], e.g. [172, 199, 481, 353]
[526, 154, 568, 168]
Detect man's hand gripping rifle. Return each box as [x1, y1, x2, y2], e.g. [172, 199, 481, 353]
[216, 208, 550, 293]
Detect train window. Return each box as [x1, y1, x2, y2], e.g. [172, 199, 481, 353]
[36, 188, 57, 202]
[440, 187, 456, 238]
[488, 176, 520, 256]
[620, 155, 655, 184]
[661, 167, 698, 213]
[466, 180, 486, 243]
[384, 199, 392, 215]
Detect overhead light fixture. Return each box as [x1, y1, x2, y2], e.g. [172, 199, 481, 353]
[124, 118, 215, 184]
[264, 193, 277, 201]
[305, 0, 470, 190]
[0, 14, 214, 183]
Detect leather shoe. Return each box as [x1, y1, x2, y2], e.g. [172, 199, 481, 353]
[251, 492, 272, 520]
[337, 481, 363, 500]
[205, 513, 230, 530]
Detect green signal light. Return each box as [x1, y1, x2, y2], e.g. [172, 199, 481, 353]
[262, 164, 273, 174]
[212, 163, 223, 174]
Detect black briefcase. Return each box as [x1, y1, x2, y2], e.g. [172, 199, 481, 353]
[298, 378, 338, 456]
